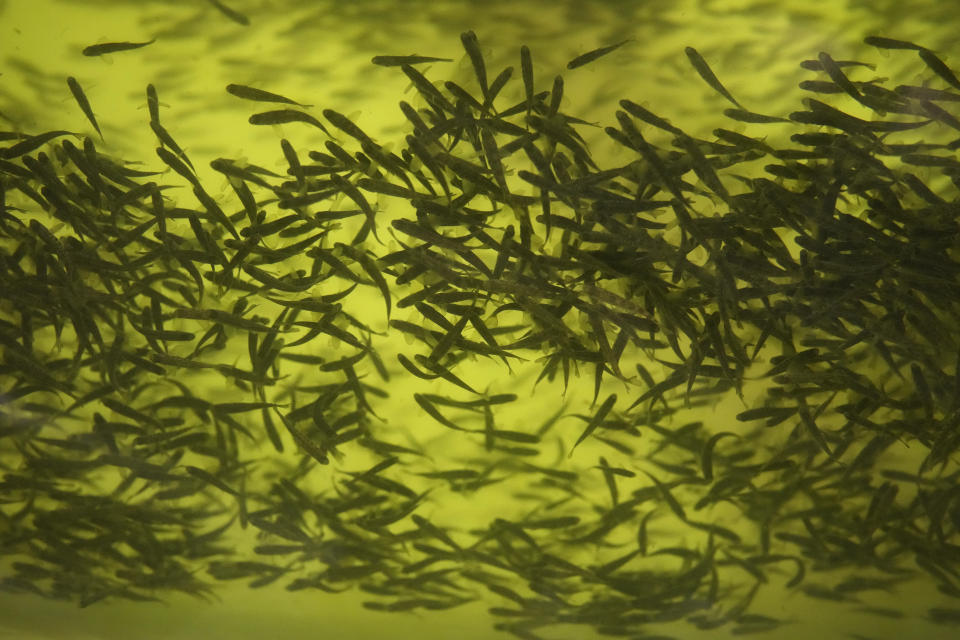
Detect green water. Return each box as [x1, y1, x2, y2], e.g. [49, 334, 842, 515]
[2, 2, 960, 639]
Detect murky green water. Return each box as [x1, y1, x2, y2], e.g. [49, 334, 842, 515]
[2, 2, 960, 639]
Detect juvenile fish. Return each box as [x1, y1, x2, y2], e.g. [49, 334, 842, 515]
[919, 100, 960, 131]
[227, 83, 310, 107]
[413, 394, 471, 432]
[334, 242, 390, 319]
[619, 99, 685, 135]
[0, 130, 75, 159]
[322, 108, 374, 145]
[567, 40, 631, 70]
[520, 45, 534, 114]
[460, 30, 489, 102]
[685, 46, 744, 109]
[700, 431, 739, 483]
[207, 0, 249, 26]
[82, 39, 155, 56]
[817, 51, 863, 102]
[372, 54, 453, 66]
[248, 109, 330, 135]
[401, 64, 454, 113]
[414, 354, 477, 394]
[800, 58, 875, 71]
[66, 76, 102, 139]
[519, 516, 580, 529]
[146, 83, 162, 124]
[486, 65, 513, 106]
[864, 35, 923, 51]
[642, 470, 687, 521]
[150, 120, 193, 170]
[918, 47, 960, 91]
[724, 108, 790, 124]
[895, 84, 960, 101]
[568, 393, 616, 457]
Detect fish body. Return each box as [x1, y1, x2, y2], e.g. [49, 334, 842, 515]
[66, 76, 102, 139]
[82, 39, 155, 56]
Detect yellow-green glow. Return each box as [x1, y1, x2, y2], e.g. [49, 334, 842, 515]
[2, 1, 960, 640]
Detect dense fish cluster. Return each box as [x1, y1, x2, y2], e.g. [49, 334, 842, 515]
[3, 29, 960, 639]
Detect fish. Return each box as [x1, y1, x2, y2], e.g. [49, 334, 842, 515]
[567, 40, 631, 70]
[854, 606, 905, 619]
[928, 608, 960, 625]
[207, 0, 249, 26]
[150, 120, 193, 170]
[334, 242, 390, 319]
[0, 130, 76, 160]
[798, 79, 845, 94]
[346, 470, 417, 499]
[596, 456, 627, 505]
[637, 509, 656, 556]
[226, 83, 311, 107]
[356, 177, 417, 199]
[520, 45, 534, 114]
[145, 83, 163, 125]
[894, 84, 960, 101]
[212, 401, 278, 416]
[372, 54, 453, 66]
[400, 64, 454, 114]
[910, 363, 934, 419]
[799, 58, 875, 71]
[322, 108, 374, 146]
[547, 74, 564, 117]
[723, 108, 789, 124]
[817, 51, 863, 102]
[397, 101, 431, 137]
[331, 174, 379, 242]
[426, 312, 467, 362]
[480, 127, 510, 197]
[486, 428, 539, 444]
[568, 393, 616, 457]
[275, 410, 331, 465]
[155, 145, 199, 188]
[83, 39, 155, 57]
[685, 46, 744, 109]
[788, 102, 873, 137]
[466, 313, 516, 367]
[396, 352, 438, 381]
[619, 99, 685, 136]
[406, 136, 450, 198]
[918, 47, 960, 91]
[210, 157, 271, 188]
[700, 431, 739, 483]
[614, 116, 686, 203]
[864, 35, 923, 51]
[445, 79, 485, 112]
[519, 516, 580, 530]
[184, 465, 239, 496]
[675, 133, 731, 204]
[66, 76, 102, 139]
[248, 109, 330, 136]
[97, 454, 178, 481]
[486, 65, 514, 107]
[735, 406, 797, 425]
[193, 184, 239, 240]
[460, 30, 489, 103]
[641, 470, 687, 521]
[173, 307, 272, 333]
[414, 354, 477, 394]
[902, 152, 960, 167]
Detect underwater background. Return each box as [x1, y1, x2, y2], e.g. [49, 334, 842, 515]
[2, 0, 960, 639]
